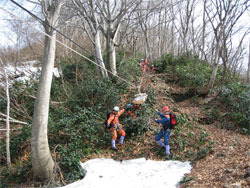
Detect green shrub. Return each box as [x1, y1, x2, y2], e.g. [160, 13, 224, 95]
[61, 57, 96, 83]
[67, 78, 120, 112]
[219, 82, 250, 133]
[0, 125, 31, 165]
[0, 98, 6, 112]
[121, 104, 152, 137]
[196, 147, 209, 160]
[156, 53, 223, 89]
[48, 107, 106, 181]
[117, 59, 141, 83]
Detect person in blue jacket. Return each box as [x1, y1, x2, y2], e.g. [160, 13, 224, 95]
[155, 106, 171, 156]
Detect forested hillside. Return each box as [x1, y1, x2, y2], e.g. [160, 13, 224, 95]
[0, 0, 249, 188]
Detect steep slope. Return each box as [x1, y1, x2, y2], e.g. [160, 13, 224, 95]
[151, 74, 250, 188]
[80, 73, 250, 187]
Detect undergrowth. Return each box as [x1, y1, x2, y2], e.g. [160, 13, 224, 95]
[0, 51, 248, 187]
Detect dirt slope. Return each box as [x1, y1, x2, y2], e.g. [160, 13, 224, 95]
[151, 74, 250, 188]
[84, 73, 250, 188]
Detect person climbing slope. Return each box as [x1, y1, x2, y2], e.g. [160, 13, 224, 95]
[154, 106, 172, 156]
[107, 106, 126, 150]
[139, 58, 150, 74]
[151, 65, 156, 73]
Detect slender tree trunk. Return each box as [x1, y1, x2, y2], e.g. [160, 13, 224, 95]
[247, 41, 250, 83]
[31, 30, 56, 180]
[207, 41, 220, 91]
[1, 59, 12, 170]
[95, 30, 108, 77]
[106, 22, 119, 76]
[5, 69, 11, 170]
[132, 36, 137, 58]
[106, 34, 117, 76]
[158, 11, 162, 58]
[201, 0, 206, 60]
[145, 30, 151, 59]
[31, 0, 65, 180]
[110, 38, 117, 75]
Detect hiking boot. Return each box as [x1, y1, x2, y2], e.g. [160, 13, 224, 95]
[111, 139, 117, 150]
[119, 136, 125, 145]
[112, 146, 118, 150]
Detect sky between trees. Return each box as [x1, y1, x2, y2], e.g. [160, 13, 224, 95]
[0, 0, 249, 71]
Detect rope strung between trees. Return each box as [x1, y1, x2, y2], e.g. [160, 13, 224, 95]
[3, 1, 137, 88]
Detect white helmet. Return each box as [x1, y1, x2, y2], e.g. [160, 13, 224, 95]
[113, 106, 119, 112]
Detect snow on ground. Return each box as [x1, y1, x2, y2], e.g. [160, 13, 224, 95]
[61, 158, 192, 188]
[0, 61, 60, 87]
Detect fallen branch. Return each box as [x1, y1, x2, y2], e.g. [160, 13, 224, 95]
[0, 118, 29, 125]
[27, 95, 66, 104]
[0, 113, 29, 125]
[0, 128, 22, 131]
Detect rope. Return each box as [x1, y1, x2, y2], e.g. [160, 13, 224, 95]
[2, 2, 136, 88]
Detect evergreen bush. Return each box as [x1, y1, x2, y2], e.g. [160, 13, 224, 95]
[219, 82, 250, 133]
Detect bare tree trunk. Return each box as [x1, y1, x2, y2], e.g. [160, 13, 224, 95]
[132, 36, 137, 58]
[31, 0, 64, 181]
[201, 0, 207, 60]
[32, 30, 56, 181]
[0, 59, 12, 170]
[106, 29, 117, 76]
[95, 30, 108, 77]
[207, 40, 220, 91]
[205, 0, 249, 91]
[72, 0, 108, 78]
[108, 38, 117, 76]
[145, 30, 151, 58]
[106, 22, 120, 76]
[170, 0, 175, 54]
[97, 0, 140, 76]
[247, 41, 250, 83]
[5, 68, 11, 170]
[158, 11, 162, 58]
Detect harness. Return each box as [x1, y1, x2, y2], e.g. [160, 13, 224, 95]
[110, 113, 119, 128]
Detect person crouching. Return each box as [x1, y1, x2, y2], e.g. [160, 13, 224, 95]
[107, 106, 126, 150]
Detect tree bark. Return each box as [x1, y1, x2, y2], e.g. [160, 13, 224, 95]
[95, 30, 108, 77]
[207, 39, 221, 90]
[5, 67, 11, 170]
[0, 59, 12, 170]
[31, 30, 56, 181]
[247, 41, 250, 83]
[72, 0, 108, 78]
[31, 0, 64, 181]
[106, 34, 117, 76]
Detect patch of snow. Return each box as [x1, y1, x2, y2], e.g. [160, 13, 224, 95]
[60, 158, 192, 188]
[0, 61, 61, 87]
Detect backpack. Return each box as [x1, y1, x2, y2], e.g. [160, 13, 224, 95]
[104, 112, 114, 129]
[169, 113, 177, 129]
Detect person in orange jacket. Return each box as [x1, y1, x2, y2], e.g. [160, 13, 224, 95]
[107, 106, 126, 150]
[139, 58, 150, 74]
[151, 65, 156, 73]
